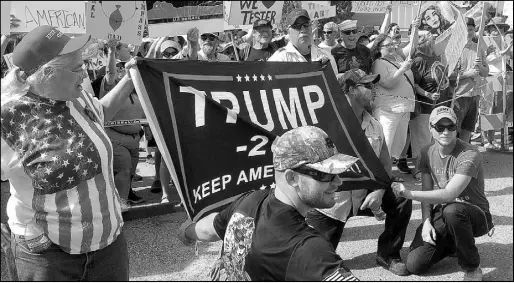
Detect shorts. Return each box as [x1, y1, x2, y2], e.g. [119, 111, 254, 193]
[107, 129, 140, 176]
[453, 96, 479, 132]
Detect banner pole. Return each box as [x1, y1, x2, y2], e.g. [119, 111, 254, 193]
[229, 31, 240, 61]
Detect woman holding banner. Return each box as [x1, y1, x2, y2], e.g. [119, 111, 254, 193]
[0, 26, 138, 281]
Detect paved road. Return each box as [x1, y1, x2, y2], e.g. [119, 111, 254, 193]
[1, 145, 512, 281]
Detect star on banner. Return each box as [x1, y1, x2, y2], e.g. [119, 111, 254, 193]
[236, 74, 242, 82]
[252, 74, 258, 81]
[244, 74, 250, 82]
[259, 184, 267, 190]
[260, 74, 265, 81]
[267, 74, 273, 81]
[270, 182, 276, 189]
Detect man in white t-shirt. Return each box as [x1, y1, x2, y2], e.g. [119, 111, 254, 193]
[318, 22, 340, 54]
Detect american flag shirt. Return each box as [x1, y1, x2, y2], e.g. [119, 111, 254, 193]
[1, 90, 123, 254]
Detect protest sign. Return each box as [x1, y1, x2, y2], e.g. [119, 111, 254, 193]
[1, 1, 10, 34]
[227, 1, 284, 26]
[148, 2, 224, 37]
[10, 1, 86, 34]
[304, 2, 336, 21]
[444, 7, 467, 75]
[352, 1, 390, 14]
[86, 1, 146, 45]
[131, 60, 392, 221]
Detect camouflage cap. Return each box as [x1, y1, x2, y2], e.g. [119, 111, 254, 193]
[336, 68, 380, 90]
[271, 126, 360, 174]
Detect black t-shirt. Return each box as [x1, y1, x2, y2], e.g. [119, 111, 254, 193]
[331, 44, 372, 74]
[411, 52, 452, 114]
[212, 189, 355, 281]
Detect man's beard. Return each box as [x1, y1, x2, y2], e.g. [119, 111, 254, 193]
[202, 44, 215, 55]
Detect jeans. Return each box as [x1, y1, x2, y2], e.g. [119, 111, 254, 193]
[406, 202, 491, 274]
[13, 231, 129, 281]
[306, 188, 412, 259]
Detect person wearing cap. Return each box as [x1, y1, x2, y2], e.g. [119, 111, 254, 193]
[392, 106, 493, 281]
[160, 39, 182, 59]
[306, 69, 413, 277]
[332, 19, 373, 74]
[197, 32, 231, 61]
[449, 17, 489, 143]
[239, 19, 284, 61]
[268, 9, 338, 75]
[219, 42, 241, 61]
[1, 25, 138, 280]
[177, 126, 360, 281]
[318, 22, 340, 54]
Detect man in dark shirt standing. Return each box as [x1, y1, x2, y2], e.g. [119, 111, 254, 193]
[177, 126, 360, 281]
[239, 19, 285, 61]
[332, 20, 372, 74]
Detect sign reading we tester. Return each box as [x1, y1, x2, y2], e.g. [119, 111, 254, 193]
[227, 1, 284, 26]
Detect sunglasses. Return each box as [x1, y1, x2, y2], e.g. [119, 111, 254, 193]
[431, 123, 457, 133]
[162, 50, 178, 58]
[381, 42, 397, 48]
[201, 34, 217, 41]
[356, 83, 376, 90]
[342, 29, 358, 35]
[293, 166, 338, 183]
[291, 22, 311, 30]
[323, 31, 334, 34]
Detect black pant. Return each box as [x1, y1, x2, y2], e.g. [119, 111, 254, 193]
[306, 188, 412, 260]
[406, 202, 491, 274]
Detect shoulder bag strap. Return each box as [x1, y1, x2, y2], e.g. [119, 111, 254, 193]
[379, 57, 415, 90]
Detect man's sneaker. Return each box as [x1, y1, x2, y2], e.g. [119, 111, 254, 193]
[376, 256, 410, 276]
[463, 266, 482, 281]
[150, 180, 162, 193]
[127, 190, 144, 205]
[132, 174, 143, 181]
[396, 159, 412, 174]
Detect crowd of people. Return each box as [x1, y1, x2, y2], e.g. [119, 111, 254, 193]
[0, 2, 512, 282]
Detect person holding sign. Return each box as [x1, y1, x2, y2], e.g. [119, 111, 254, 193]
[306, 69, 413, 276]
[178, 126, 360, 281]
[268, 9, 337, 75]
[1, 25, 138, 281]
[392, 106, 493, 281]
[450, 17, 489, 143]
[239, 19, 285, 62]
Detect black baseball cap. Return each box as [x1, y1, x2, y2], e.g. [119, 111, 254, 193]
[253, 19, 272, 28]
[287, 8, 310, 26]
[13, 25, 91, 75]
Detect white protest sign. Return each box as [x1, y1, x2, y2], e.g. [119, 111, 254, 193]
[352, 1, 390, 13]
[1, 1, 11, 34]
[391, 1, 421, 6]
[304, 2, 336, 21]
[3, 53, 15, 70]
[223, 1, 251, 30]
[87, 1, 146, 45]
[9, 1, 86, 34]
[227, 1, 284, 26]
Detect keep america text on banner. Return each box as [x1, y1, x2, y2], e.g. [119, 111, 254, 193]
[131, 60, 391, 221]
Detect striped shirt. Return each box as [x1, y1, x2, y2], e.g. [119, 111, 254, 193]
[1, 90, 123, 254]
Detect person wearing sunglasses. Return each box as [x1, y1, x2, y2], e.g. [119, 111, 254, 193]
[160, 40, 182, 59]
[331, 20, 373, 74]
[177, 126, 360, 281]
[392, 106, 492, 281]
[318, 22, 340, 54]
[269, 9, 338, 75]
[306, 69, 413, 277]
[196, 32, 231, 62]
[239, 19, 284, 62]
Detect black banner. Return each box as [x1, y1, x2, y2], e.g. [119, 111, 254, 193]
[132, 59, 391, 221]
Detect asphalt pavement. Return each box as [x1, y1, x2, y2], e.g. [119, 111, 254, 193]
[1, 142, 512, 281]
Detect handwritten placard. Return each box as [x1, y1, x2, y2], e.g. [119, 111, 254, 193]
[10, 1, 86, 34]
[87, 1, 147, 45]
[3, 53, 15, 70]
[352, 1, 390, 13]
[1, 1, 11, 34]
[444, 9, 467, 75]
[227, 1, 284, 26]
[305, 2, 336, 21]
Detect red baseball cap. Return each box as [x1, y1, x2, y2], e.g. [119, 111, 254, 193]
[13, 25, 91, 75]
